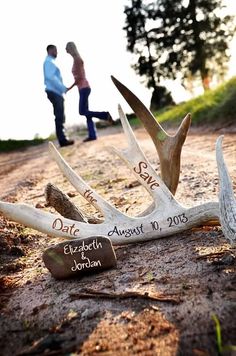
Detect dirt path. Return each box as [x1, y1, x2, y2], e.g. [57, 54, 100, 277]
[0, 125, 235, 355]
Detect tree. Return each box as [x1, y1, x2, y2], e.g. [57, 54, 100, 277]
[123, 0, 235, 92]
[150, 85, 175, 111]
[123, 0, 175, 110]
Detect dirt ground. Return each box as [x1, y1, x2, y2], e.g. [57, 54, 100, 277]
[0, 123, 235, 356]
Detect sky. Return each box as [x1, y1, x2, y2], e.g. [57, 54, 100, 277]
[0, 0, 236, 140]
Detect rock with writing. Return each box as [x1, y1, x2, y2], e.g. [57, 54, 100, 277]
[43, 236, 117, 279]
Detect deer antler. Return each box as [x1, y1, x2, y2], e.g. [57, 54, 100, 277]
[216, 135, 236, 245]
[0, 104, 219, 245]
[111, 75, 191, 195]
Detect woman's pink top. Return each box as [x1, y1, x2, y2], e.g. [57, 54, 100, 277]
[72, 56, 90, 89]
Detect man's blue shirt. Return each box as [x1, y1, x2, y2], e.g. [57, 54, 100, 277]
[43, 55, 67, 96]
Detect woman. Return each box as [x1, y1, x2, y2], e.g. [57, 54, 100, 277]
[66, 42, 114, 142]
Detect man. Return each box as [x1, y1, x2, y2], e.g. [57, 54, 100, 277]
[43, 44, 74, 147]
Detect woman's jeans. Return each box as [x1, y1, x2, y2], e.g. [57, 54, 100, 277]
[79, 87, 109, 139]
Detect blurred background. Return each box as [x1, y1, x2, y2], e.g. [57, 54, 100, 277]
[0, 0, 235, 140]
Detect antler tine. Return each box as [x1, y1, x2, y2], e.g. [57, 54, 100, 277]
[109, 105, 178, 209]
[111, 75, 191, 195]
[111, 75, 165, 134]
[161, 113, 191, 194]
[0, 200, 118, 240]
[216, 135, 236, 245]
[0, 201, 81, 238]
[117, 104, 140, 150]
[48, 142, 124, 221]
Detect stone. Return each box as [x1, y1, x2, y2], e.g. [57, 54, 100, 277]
[42, 236, 117, 279]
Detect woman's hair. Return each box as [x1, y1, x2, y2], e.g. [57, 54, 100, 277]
[66, 42, 79, 56]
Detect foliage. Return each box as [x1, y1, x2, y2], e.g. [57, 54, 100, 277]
[0, 138, 45, 152]
[212, 314, 236, 355]
[153, 76, 236, 126]
[150, 85, 175, 111]
[128, 76, 236, 127]
[123, 0, 176, 107]
[123, 0, 235, 90]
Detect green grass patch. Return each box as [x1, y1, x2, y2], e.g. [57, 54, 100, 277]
[0, 138, 46, 152]
[212, 314, 236, 355]
[153, 76, 236, 126]
[113, 77, 236, 129]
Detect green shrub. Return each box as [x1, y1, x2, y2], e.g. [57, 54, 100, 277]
[153, 76, 236, 126]
[0, 138, 45, 152]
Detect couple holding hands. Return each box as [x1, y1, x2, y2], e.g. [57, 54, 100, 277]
[43, 42, 114, 147]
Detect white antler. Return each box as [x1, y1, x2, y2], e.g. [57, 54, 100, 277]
[216, 135, 236, 245]
[0, 104, 220, 245]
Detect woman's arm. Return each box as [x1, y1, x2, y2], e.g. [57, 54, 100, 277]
[67, 82, 77, 91]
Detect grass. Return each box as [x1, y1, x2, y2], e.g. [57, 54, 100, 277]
[212, 314, 236, 355]
[154, 76, 236, 126]
[127, 76, 236, 128]
[0, 138, 46, 152]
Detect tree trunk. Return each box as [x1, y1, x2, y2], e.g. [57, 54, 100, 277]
[189, 0, 210, 91]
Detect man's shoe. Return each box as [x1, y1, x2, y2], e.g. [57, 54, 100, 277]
[60, 139, 74, 147]
[83, 137, 97, 142]
[107, 113, 115, 125]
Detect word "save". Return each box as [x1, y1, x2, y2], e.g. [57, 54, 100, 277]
[133, 161, 159, 190]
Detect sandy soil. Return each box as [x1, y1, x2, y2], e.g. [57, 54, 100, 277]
[0, 124, 236, 356]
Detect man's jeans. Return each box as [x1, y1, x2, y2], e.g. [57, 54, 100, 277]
[46, 90, 67, 145]
[79, 87, 109, 139]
